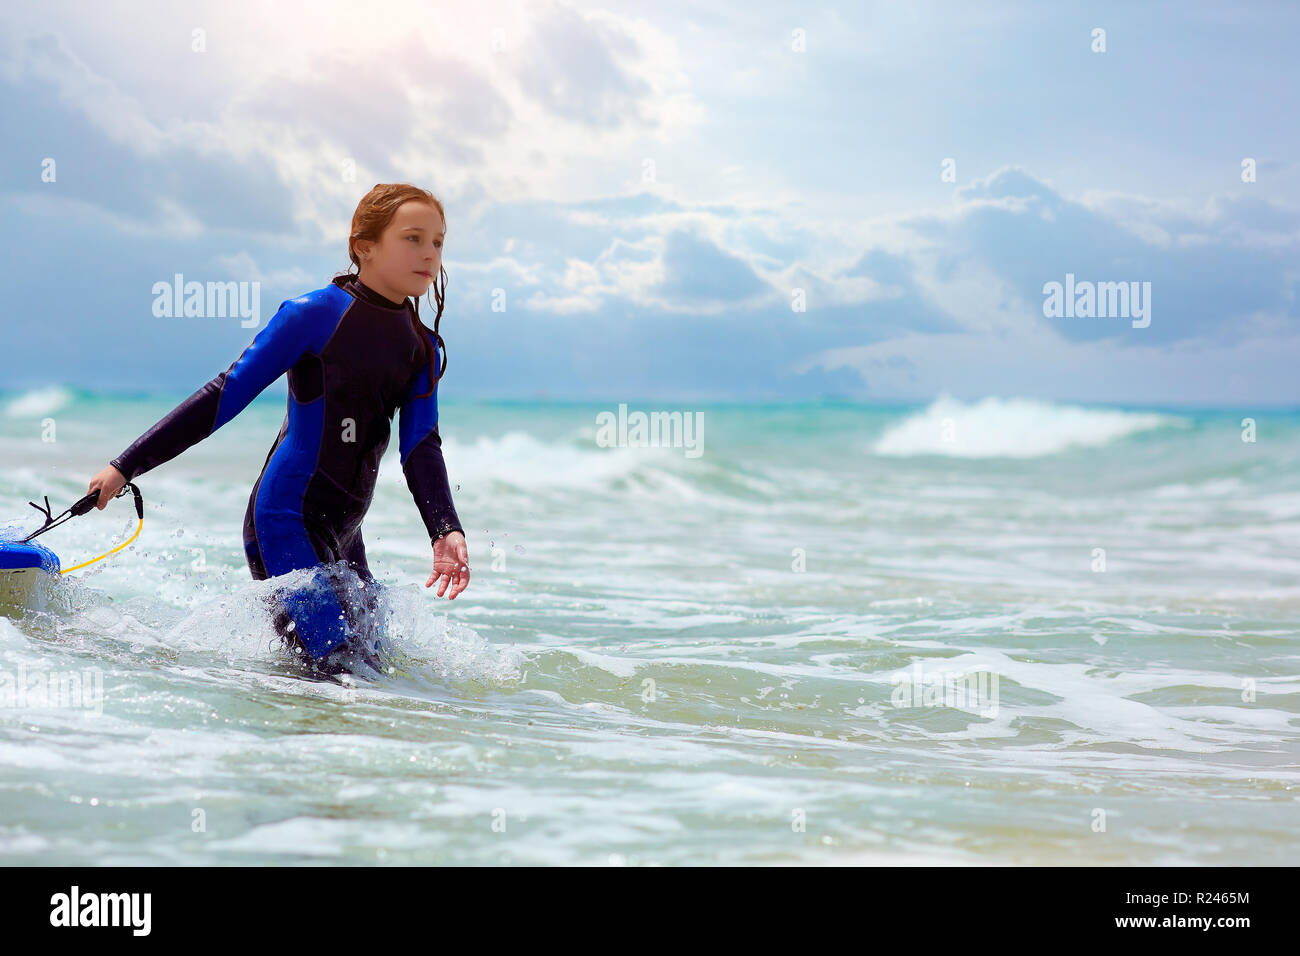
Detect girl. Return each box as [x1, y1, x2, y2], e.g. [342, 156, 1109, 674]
[85, 183, 471, 674]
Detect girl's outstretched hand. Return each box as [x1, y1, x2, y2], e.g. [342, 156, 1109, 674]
[88, 464, 126, 510]
[427, 531, 470, 599]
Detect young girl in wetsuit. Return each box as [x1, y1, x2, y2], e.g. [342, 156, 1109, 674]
[85, 183, 471, 673]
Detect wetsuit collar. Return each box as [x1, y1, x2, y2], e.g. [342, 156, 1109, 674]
[332, 272, 409, 311]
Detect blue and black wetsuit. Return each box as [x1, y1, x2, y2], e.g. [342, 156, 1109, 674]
[109, 273, 462, 667]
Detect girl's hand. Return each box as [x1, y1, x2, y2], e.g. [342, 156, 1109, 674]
[88, 464, 127, 510]
[427, 531, 470, 599]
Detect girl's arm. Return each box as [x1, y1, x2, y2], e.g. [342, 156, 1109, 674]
[109, 298, 312, 482]
[397, 331, 463, 546]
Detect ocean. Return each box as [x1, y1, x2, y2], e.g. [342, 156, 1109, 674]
[1, 386, 1297, 865]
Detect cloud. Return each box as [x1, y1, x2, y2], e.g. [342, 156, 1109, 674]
[785, 165, 1300, 402]
[5, 4, 1299, 405]
[0, 32, 296, 234]
[233, 35, 514, 172]
[648, 229, 769, 310]
[881, 166, 1300, 346]
[505, 0, 702, 139]
[0, 7, 701, 253]
[510, 2, 652, 129]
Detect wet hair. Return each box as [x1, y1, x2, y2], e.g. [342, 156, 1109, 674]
[337, 183, 448, 399]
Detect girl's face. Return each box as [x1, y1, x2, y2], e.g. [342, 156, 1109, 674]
[357, 200, 445, 302]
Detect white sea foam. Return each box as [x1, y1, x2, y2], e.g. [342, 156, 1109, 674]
[871, 393, 1177, 458]
[3, 386, 75, 418]
[437, 430, 664, 490]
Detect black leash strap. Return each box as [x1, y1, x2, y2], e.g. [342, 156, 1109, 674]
[21, 483, 143, 543]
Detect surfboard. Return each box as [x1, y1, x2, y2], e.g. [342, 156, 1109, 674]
[0, 538, 61, 617]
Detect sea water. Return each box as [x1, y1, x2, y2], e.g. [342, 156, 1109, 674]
[0, 386, 1296, 865]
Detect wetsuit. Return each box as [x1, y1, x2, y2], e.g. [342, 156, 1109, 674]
[108, 273, 462, 665]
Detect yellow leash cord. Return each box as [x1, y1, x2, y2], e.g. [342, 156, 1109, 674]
[60, 517, 144, 574]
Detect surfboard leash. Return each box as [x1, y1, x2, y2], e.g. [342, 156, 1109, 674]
[21, 483, 145, 573]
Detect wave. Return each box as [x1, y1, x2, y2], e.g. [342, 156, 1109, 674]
[438, 429, 688, 490]
[3, 386, 77, 418]
[871, 393, 1181, 459]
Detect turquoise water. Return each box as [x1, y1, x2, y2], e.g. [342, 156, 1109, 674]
[1, 386, 1297, 864]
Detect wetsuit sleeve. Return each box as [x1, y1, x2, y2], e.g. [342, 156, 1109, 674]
[109, 299, 309, 482]
[398, 332, 463, 545]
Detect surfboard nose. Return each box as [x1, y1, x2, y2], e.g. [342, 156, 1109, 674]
[0, 539, 61, 617]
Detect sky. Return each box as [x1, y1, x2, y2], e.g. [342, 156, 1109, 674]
[1, 0, 1297, 406]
